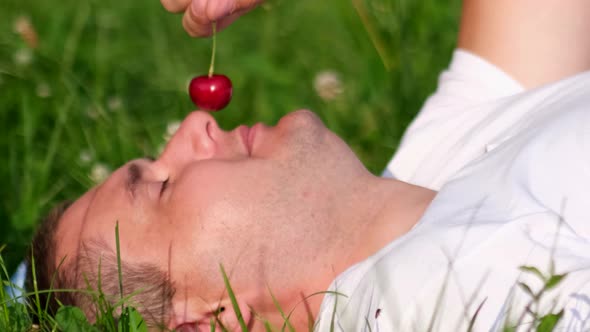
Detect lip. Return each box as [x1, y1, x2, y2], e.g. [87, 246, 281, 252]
[238, 125, 251, 155]
[247, 123, 260, 156]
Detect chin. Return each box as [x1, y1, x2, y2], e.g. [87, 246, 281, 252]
[278, 109, 325, 131]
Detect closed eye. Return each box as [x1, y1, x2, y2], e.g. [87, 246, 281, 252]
[160, 178, 169, 196]
[126, 159, 168, 200]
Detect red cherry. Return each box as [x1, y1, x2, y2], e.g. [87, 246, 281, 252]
[188, 74, 233, 111]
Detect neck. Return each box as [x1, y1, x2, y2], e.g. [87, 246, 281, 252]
[276, 176, 436, 330]
[354, 177, 436, 260]
[328, 176, 436, 274]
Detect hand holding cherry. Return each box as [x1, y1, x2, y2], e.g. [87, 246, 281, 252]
[159, 0, 264, 111]
[188, 22, 233, 111]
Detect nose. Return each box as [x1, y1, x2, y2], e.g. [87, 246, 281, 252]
[158, 111, 218, 168]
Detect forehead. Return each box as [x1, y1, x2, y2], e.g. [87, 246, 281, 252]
[54, 163, 133, 266]
[54, 185, 98, 266]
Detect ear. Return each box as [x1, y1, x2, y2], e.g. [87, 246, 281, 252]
[171, 300, 253, 332]
[212, 299, 253, 331]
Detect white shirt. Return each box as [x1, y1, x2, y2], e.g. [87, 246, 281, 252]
[317, 51, 590, 331]
[383, 49, 525, 189]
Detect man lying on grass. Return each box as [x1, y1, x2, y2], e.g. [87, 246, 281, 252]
[28, 0, 590, 331]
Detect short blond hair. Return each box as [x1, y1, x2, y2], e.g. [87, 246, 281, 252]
[27, 201, 175, 328]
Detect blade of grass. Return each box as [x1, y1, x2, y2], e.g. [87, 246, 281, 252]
[115, 221, 124, 302]
[214, 313, 230, 332]
[264, 320, 273, 332]
[466, 297, 487, 332]
[29, 247, 44, 327]
[62, 0, 91, 72]
[329, 289, 337, 332]
[364, 317, 372, 332]
[265, 284, 294, 332]
[40, 96, 73, 180]
[281, 290, 347, 332]
[426, 250, 457, 332]
[351, 0, 394, 71]
[0, 254, 11, 325]
[219, 264, 248, 332]
[43, 256, 69, 321]
[94, 254, 118, 331]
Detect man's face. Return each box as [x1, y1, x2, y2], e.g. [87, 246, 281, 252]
[55, 110, 369, 327]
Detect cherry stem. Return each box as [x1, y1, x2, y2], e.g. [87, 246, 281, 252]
[208, 22, 217, 77]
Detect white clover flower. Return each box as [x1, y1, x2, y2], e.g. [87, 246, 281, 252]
[12, 16, 29, 34]
[157, 143, 166, 156]
[107, 96, 123, 111]
[163, 120, 181, 142]
[85, 105, 99, 119]
[14, 48, 33, 67]
[36, 82, 51, 98]
[166, 121, 181, 137]
[90, 163, 110, 183]
[79, 150, 93, 164]
[314, 70, 343, 101]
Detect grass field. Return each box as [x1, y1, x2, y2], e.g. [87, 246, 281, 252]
[0, 0, 460, 280]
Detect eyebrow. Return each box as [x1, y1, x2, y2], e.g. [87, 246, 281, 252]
[125, 157, 154, 198]
[126, 163, 142, 198]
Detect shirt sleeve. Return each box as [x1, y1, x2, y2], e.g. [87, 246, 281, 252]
[382, 49, 524, 189]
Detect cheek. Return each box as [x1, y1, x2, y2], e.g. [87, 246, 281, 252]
[166, 163, 261, 235]
[169, 166, 284, 249]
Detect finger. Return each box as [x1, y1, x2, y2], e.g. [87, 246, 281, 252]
[235, 0, 263, 14]
[182, 0, 262, 37]
[181, 0, 237, 37]
[160, 0, 191, 13]
[182, 3, 212, 37]
[191, 0, 260, 22]
[209, 0, 262, 19]
[215, 11, 247, 32]
[182, 9, 245, 37]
